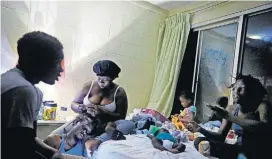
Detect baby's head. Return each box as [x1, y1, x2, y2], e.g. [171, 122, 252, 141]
[179, 91, 194, 108]
[154, 128, 169, 136]
[216, 96, 228, 109]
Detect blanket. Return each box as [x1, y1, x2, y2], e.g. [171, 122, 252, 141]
[92, 134, 207, 159]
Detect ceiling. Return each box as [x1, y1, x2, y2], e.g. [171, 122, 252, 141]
[147, 0, 196, 10]
[148, 1, 272, 44]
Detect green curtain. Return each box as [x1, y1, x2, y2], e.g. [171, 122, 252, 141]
[147, 13, 191, 117]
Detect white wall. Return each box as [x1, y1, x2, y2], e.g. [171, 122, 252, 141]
[1, 27, 18, 74]
[1, 0, 167, 117]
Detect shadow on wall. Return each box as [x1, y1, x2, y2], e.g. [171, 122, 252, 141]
[1, 1, 167, 115]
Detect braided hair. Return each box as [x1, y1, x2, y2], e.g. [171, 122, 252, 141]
[230, 74, 267, 112]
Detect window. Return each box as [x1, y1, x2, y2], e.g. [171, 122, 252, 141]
[191, 7, 272, 122]
[240, 10, 272, 103]
[195, 23, 238, 121]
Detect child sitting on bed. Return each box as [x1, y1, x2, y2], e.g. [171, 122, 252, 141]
[147, 128, 186, 154]
[175, 91, 196, 123]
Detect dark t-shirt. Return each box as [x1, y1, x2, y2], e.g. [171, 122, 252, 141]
[1, 68, 43, 130]
[1, 68, 43, 158]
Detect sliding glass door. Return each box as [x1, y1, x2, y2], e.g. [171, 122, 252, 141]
[194, 22, 239, 121]
[240, 10, 272, 103]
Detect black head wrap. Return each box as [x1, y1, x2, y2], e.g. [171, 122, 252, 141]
[93, 60, 121, 79]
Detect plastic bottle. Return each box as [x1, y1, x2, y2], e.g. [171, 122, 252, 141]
[43, 101, 57, 120]
[37, 103, 44, 120]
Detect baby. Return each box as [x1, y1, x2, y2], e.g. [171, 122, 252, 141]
[147, 128, 186, 154]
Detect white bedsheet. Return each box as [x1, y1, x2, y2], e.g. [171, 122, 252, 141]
[92, 135, 208, 159]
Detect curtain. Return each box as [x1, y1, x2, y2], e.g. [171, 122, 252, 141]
[147, 13, 191, 117]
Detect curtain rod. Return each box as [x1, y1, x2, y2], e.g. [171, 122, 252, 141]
[169, 1, 228, 17]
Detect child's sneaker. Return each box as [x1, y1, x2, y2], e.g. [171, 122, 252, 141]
[198, 141, 210, 157]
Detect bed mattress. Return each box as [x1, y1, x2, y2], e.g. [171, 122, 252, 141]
[92, 134, 208, 159]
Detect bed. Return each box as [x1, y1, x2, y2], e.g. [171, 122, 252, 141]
[92, 134, 208, 159]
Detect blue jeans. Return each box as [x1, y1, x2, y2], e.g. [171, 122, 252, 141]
[96, 120, 135, 142]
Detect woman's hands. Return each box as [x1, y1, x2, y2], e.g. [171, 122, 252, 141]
[74, 103, 101, 117]
[83, 103, 120, 117]
[85, 104, 102, 117]
[78, 104, 87, 113]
